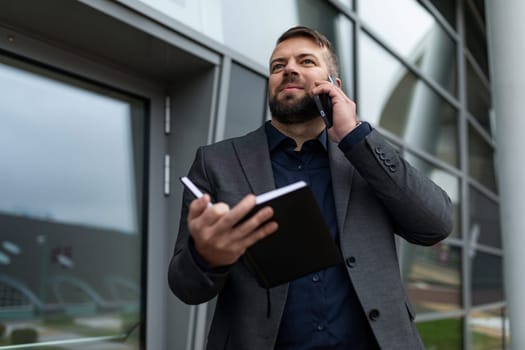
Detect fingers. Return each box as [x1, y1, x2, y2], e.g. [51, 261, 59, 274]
[188, 199, 230, 239]
[187, 194, 211, 220]
[312, 80, 340, 97]
[311, 80, 359, 142]
[186, 193, 278, 267]
[211, 194, 276, 241]
[239, 219, 279, 249]
[215, 194, 269, 229]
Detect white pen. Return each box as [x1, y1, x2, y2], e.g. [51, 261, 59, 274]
[180, 176, 213, 207]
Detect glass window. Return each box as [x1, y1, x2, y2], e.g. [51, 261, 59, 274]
[223, 63, 267, 139]
[404, 153, 461, 238]
[463, 0, 489, 77]
[429, 0, 456, 29]
[471, 251, 504, 306]
[417, 317, 463, 350]
[470, 308, 505, 350]
[468, 126, 497, 193]
[333, 15, 355, 99]
[0, 54, 145, 348]
[358, 34, 459, 167]
[333, 0, 354, 10]
[400, 242, 462, 313]
[221, 0, 346, 69]
[358, 0, 457, 96]
[469, 186, 501, 249]
[466, 59, 491, 132]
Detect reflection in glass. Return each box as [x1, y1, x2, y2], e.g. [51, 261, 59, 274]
[469, 186, 501, 249]
[359, 35, 458, 167]
[417, 317, 463, 350]
[404, 152, 461, 238]
[470, 308, 505, 350]
[358, 0, 457, 96]
[333, 14, 354, 98]
[0, 55, 144, 349]
[221, 1, 300, 68]
[223, 63, 267, 139]
[468, 126, 497, 193]
[0, 62, 142, 233]
[400, 242, 461, 313]
[471, 251, 504, 306]
[466, 59, 491, 132]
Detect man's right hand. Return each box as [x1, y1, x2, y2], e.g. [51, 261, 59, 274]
[187, 194, 278, 269]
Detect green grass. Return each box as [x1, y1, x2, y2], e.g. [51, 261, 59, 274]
[418, 318, 504, 350]
[417, 319, 463, 350]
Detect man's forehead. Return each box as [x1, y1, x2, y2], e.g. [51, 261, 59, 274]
[270, 37, 326, 61]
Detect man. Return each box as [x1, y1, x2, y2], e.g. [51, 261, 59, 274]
[168, 26, 453, 349]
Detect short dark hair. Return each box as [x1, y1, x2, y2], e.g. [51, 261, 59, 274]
[275, 26, 339, 77]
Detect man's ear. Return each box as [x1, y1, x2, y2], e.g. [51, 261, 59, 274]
[328, 75, 342, 88]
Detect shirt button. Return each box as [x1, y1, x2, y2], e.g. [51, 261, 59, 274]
[316, 325, 325, 331]
[297, 164, 303, 170]
[312, 274, 320, 282]
[345, 256, 356, 268]
[368, 309, 380, 321]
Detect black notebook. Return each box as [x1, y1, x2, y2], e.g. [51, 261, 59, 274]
[180, 177, 343, 289]
[242, 181, 343, 288]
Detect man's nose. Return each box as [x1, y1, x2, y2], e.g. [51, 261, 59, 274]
[283, 60, 299, 75]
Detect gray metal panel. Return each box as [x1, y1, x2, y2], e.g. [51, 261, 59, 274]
[0, 0, 218, 82]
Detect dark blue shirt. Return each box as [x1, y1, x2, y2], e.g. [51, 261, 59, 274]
[265, 121, 378, 350]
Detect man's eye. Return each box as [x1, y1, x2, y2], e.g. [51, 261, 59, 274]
[302, 59, 314, 65]
[271, 63, 284, 72]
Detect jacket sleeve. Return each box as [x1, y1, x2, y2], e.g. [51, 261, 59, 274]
[167, 147, 231, 305]
[343, 129, 454, 246]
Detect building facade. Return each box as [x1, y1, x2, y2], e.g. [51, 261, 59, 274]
[0, 0, 509, 349]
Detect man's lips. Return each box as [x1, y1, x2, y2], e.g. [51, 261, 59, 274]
[280, 84, 304, 92]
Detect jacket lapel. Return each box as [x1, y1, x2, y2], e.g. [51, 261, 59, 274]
[232, 125, 289, 319]
[233, 126, 354, 234]
[328, 140, 353, 235]
[232, 125, 276, 195]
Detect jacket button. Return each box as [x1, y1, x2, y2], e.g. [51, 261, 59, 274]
[345, 256, 356, 268]
[374, 146, 383, 155]
[368, 309, 380, 321]
[389, 164, 397, 172]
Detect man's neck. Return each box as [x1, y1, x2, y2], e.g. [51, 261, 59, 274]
[270, 118, 325, 151]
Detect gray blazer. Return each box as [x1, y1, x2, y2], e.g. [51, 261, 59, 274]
[168, 124, 453, 349]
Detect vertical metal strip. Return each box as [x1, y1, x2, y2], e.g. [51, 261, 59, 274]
[165, 95, 171, 134]
[164, 154, 170, 196]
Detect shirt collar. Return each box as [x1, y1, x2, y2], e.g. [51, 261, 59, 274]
[264, 121, 328, 151]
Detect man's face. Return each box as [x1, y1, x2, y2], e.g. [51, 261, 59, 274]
[268, 37, 331, 124]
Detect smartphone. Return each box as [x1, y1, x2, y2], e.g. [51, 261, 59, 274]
[313, 75, 337, 128]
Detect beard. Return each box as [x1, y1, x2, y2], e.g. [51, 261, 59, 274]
[268, 87, 320, 125]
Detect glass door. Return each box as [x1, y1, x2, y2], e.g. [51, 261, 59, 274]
[0, 53, 147, 349]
